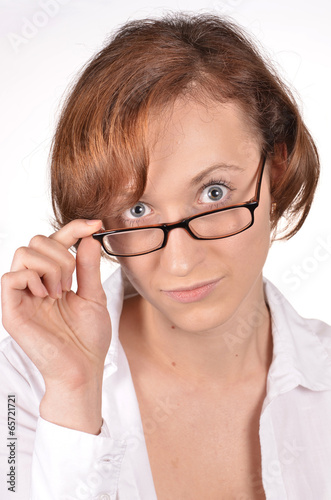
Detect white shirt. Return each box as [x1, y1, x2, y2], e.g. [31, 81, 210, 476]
[1, 267, 331, 500]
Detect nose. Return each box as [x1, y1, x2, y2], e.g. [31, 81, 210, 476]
[158, 227, 205, 277]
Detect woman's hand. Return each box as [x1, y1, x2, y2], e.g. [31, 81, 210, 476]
[1, 219, 111, 434]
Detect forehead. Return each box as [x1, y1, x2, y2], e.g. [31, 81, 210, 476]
[145, 98, 261, 191]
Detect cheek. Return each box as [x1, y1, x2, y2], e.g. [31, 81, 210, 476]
[220, 205, 271, 276]
[119, 255, 157, 296]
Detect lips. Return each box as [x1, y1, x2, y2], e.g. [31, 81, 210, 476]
[162, 278, 221, 303]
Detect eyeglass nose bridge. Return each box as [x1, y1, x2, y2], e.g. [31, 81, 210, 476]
[158, 217, 203, 249]
[162, 217, 201, 233]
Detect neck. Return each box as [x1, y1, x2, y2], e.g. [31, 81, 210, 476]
[120, 284, 273, 387]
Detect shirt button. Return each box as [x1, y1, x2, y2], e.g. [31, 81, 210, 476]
[98, 454, 112, 463]
[98, 453, 122, 463]
[96, 494, 111, 500]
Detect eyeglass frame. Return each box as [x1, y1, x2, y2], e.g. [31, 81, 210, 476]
[92, 153, 267, 257]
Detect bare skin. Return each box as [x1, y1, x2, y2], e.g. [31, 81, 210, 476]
[1, 219, 110, 434]
[120, 294, 271, 499]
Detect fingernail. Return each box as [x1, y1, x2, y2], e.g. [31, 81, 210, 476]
[85, 219, 101, 225]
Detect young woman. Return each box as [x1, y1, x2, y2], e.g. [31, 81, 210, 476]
[1, 13, 330, 500]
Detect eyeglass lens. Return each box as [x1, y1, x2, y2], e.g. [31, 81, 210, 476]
[102, 206, 252, 256]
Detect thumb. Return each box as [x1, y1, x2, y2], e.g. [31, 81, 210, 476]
[76, 236, 105, 304]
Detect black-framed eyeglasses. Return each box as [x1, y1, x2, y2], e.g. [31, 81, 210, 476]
[93, 154, 267, 257]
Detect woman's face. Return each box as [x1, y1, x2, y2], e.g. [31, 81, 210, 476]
[116, 98, 272, 333]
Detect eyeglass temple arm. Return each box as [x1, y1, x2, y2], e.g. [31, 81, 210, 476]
[251, 154, 267, 202]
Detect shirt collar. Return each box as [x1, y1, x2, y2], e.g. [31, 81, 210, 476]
[263, 278, 331, 407]
[102, 268, 331, 396]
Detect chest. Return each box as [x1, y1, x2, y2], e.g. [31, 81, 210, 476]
[131, 372, 266, 500]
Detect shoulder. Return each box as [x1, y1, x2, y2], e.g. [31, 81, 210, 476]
[264, 277, 331, 354]
[304, 317, 331, 354]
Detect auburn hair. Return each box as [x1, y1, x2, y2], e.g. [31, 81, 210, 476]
[51, 13, 319, 240]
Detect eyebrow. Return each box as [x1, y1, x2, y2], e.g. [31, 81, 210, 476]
[190, 163, 245, 186]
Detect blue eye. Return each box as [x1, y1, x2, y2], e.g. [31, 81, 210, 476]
[200, 183, 229, 203]
[123, 202, 151, 219]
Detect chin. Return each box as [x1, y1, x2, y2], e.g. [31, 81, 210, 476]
[159, 297, 239, 335]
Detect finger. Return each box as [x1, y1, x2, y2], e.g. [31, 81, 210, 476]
[49, 219, 103, 251]
[10, 247, 65, 299]
[28, 236, 76, 293]
[1, 270, 48, 318]
[76, 235, 105, 304]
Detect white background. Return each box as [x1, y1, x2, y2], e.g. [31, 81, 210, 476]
[0, 0, 330, 341]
